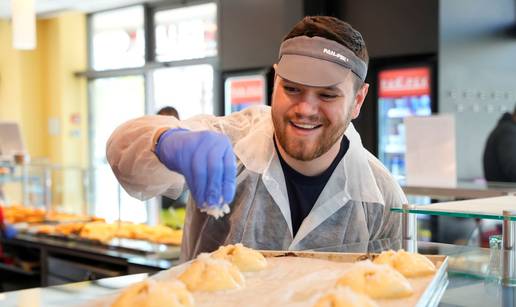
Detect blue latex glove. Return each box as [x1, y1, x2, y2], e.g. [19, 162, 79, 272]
[156, 128, 237, 208]
[3, 224, 17, 239]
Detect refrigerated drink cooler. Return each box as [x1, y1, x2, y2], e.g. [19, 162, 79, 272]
[377, 66, 433, 182]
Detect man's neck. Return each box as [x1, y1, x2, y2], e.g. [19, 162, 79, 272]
[274, 136, 342, 176]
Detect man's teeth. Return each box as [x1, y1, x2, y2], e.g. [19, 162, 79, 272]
[292, 122, 318, 129]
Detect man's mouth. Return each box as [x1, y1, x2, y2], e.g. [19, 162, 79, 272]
[290, 121, 322, 130]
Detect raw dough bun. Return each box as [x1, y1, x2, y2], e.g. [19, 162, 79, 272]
[314, 286, 379, 307]
[336, 261, 413, 299]
[111, 279, 194, 307]
[373, 249, 436, 277]
[179, 253, 245, 291]
[211, 243, 267, 272]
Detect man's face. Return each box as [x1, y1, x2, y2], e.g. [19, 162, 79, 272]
[271, 74, 368, 161]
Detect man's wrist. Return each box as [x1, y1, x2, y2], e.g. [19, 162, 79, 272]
[151, 127, 172, 153]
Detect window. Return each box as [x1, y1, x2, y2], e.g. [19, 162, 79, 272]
[87, 2, 218, 224]
[155, 3, 217, 62]
[153, 64, 214, 118]
[90, 76, 146, 222]
[91, 6, 145, 70]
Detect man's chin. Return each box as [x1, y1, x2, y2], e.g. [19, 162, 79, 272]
[284, 147, 320, 161]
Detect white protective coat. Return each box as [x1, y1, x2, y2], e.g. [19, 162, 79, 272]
[107, 106, 406, 261]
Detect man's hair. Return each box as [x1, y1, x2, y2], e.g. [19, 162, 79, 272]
[157, 106, 179, 119]
[283, 16, 368, 92]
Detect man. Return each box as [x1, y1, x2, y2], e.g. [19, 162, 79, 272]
[157, 106, 180, 119]
[107, 16, 405, 261]
[483, 104, 516, 182]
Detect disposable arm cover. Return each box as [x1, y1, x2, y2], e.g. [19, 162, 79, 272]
[106, 107, 269, 201]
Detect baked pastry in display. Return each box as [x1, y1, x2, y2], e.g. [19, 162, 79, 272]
[35, 224, 55, 234]
[55, 222, 85, 236]
[314, 286, 379, 307]
[336, 260, 413, 299]
[2, 205, 45, 223]
[211, 243, 267, 272]
[178, 253, 245, 292]
[79, 222, 116, 243]
[373, 249, 436, 277]
[111, 279, 194, 307]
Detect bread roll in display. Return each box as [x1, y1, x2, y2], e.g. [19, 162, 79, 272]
[179, 253, 245, 292]
[336, 260, 413, 299]
[373, 249, 436, 277]
[111, 279, 194, 307]
[211, 243, 267, 272]
[314, 286, 379, 307]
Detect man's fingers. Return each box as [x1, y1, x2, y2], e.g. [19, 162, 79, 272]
[191, 139, 211, 207]
[222, 145, 237, 204]
[205, 142, 226, 206]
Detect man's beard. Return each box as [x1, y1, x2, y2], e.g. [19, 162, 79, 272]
[272, 111, 353, 161]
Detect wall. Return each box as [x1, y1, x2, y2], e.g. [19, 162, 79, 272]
[341, 0, 438, 58]
[0, 13, 88, 209]
[439, 0, 516, 179]
[0, 21, 47, 159]
[219, 0, 303, 70]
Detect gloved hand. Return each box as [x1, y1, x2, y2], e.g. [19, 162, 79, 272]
[156, 128, 237, 208]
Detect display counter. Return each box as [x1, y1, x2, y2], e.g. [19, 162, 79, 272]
[0, 232, 180, 289]
[0, 241, 514, 307]
[402, 180, 516, 200]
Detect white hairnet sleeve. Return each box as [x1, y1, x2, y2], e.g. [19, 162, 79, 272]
[106, 106, 271, 201]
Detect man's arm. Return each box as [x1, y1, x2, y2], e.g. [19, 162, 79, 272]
[106, 106, 269, 201]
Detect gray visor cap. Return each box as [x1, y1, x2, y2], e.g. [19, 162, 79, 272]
[276, 36, 367, 87]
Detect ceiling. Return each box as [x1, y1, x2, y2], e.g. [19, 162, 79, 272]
[0, 0, 159, 19]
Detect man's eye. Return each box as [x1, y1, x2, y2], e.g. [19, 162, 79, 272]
[320, 93, 338, 100]
[283, 85, 300, 94]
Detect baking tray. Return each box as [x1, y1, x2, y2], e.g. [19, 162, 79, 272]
[86, 250, 448, 307]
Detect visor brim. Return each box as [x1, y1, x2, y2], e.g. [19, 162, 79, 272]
[276, 54, 353, 87]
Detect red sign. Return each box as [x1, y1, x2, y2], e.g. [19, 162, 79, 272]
[378, 67, 430, 98]
[230, 78, 265, 105]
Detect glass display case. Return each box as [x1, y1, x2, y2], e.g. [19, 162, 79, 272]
[394, 196, 516, 290]
[0, 161, 89, 216]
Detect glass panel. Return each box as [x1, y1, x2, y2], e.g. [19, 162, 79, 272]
[391, 207, 516, 221]
[154, 3, 217, 62]
[90, 76, 147, 223]
[91, 6, 145, 70]
[153, 64, 214, 119]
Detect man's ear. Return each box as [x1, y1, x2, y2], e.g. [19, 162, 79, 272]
[352, 83, 369, 119]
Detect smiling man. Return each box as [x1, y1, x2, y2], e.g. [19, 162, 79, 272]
[107, 16, 406, 261]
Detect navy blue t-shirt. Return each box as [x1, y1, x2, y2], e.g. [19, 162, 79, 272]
[275, 136, 350, 236]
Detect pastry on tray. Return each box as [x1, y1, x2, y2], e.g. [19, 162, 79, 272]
[336, 260, 413, 299]
[211, 243, 267, 272]
[178, 253, 245, 292]
[315, 286, 379, 307]
[373, 249, 436, 277]
[55, 222, 85, 236]
[35, 224, 55, 234]
[111, 279, 194, 307]
[79, 222, 116, 243]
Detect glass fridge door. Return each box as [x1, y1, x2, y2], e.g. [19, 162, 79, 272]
[377, 66, 432, 182]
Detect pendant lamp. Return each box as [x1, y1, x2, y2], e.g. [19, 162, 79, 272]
[11, 0, 36, 50]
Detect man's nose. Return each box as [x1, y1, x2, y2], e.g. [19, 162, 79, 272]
[293, 93, 319, 115]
